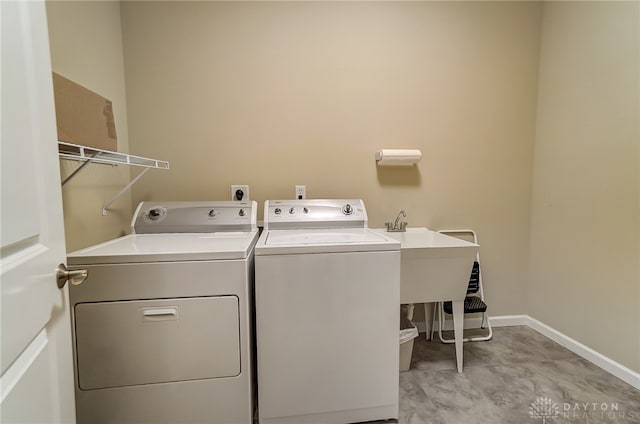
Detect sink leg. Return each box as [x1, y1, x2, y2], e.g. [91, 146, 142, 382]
[424, 302, 433, 340]
[452, 299, 464, 373]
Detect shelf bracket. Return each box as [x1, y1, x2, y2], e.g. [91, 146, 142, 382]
[102, 168, 150, 216]
[61, 151, 101, 186]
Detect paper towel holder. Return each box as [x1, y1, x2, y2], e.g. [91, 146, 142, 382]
[375, 149, 422, 166]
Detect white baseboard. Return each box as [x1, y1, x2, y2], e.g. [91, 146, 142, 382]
[525, 316, 640, 390]
[415, 317, 484, 333]
[414, 314, 528, 333]
[489, 315, 530, 327]
[414, 314, 639, 390]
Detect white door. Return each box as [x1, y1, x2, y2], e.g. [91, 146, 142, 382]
[1, 1, 76, 423]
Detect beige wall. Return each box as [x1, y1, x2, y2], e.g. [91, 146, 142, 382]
[45, 0, 639, 374]
[528, 2, 640, 372]
[121, 1, 542, 317]
[47, 0, 133, 252]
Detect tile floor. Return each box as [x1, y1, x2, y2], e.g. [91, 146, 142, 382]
[399, 326, 640, 424]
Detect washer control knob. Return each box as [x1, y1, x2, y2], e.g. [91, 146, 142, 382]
[274, 208, 282, 215]
[148, 208, 164, 220]
[289, 207, 296, 214]
[303, 207, 309, 214]
[208, 209, 217, 217]
[342, 204, 353, 215]
[239, 209, 246, 217]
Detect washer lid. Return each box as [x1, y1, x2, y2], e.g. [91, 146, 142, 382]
[255, 228, 400, 255]
[68, 231, 259, 265]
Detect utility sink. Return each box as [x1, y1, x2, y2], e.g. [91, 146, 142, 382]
[372, 227, 478, 304]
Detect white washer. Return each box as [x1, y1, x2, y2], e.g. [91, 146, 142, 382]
[255, 199, 401, 424]
[67, 201, 258, 424]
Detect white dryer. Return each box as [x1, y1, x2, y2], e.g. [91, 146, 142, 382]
[255, 199, 401, 424]
[67, 201, 258, 424]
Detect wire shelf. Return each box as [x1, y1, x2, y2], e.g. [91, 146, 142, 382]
[58, 141, 170, 215]
[58, 142, 169, 170]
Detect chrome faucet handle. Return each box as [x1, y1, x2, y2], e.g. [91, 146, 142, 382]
[393, 210, 407, 229]
[385, 211, 408, 232]
[394, 210, 406, 223]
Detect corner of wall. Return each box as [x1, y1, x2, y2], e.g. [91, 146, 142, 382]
[527, 1, 640, 373]
[46, 0, 133, 252]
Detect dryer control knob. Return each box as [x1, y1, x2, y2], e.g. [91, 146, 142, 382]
[239, 209, 246, 217]
[274, 208, 282, 215]
[342, 204, 353, 215]
[208, 209, 217, 217]
[148, 208, 164, 220]
[289, 207, 296, 214]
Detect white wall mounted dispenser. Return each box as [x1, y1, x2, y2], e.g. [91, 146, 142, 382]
[375, 149, 422, 165]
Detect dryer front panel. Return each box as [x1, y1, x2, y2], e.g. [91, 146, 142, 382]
[75, 296, 240, 390]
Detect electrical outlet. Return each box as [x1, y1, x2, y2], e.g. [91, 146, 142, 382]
[295, 185, 306, 200]
[231, 185, 249, 201]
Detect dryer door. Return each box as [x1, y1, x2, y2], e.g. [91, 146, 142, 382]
[75, 296, 240, 390]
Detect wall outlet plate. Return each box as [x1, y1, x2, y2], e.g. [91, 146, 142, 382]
[295, 185, 306, 200]
[231, 185, 249, 201]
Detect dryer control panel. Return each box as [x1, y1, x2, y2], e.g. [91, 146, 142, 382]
[132, 201, 257, 233]
[263, 199, 368, 230]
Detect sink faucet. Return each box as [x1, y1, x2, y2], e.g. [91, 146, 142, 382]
[385, 210, 408, 232]
[394, 210, 406, 228]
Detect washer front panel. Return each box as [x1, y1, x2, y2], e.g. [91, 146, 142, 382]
[255, 250, 400, 422]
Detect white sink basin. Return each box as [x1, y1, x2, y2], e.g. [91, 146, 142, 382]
[372, 228, 478, 303]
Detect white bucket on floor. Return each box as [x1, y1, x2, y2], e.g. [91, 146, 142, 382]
[400, 304, 419, 372]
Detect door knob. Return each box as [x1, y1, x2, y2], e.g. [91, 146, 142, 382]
[56, 263, 88, 289]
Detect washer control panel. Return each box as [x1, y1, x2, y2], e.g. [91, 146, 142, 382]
[132, 201, 257, 233]
[264, 199, 368, 230]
